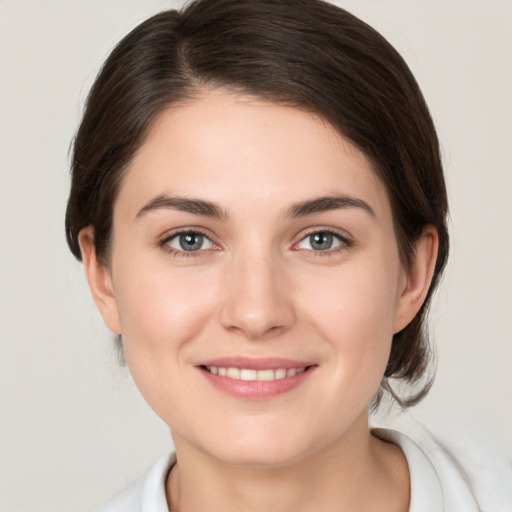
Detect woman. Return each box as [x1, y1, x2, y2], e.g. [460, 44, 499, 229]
[65, 0, 511, 510]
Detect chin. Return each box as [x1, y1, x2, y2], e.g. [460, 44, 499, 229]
[187, 419, 328, 469]
[213, 442, 310, 469]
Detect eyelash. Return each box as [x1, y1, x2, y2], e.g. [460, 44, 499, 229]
[159, 228, 218, 258]
[158, 227, 353, 258]
[293, 227, 353, 257]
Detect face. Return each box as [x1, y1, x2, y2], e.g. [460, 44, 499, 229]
[83, 90, 424, 467]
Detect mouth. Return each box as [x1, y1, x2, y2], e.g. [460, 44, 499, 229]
[202, 365, 309, 381]
[197, 358, 317, 399]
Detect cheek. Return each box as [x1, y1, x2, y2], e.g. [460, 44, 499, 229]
[301, 258, 401, 373]
[112, 257, 219, 359]
[110, 258, 223, 420]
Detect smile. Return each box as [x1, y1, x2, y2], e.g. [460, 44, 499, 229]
[198, 359, 316, 399]
[204, 366, 306, 381]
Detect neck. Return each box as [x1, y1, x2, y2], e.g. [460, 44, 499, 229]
[166, 413, 409, 512]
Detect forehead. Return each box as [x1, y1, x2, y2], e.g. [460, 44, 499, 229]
[116, 90, 390, 220]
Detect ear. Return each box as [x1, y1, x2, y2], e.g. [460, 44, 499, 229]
[393, 226, 439, 333]
[78, 227, 121, 335]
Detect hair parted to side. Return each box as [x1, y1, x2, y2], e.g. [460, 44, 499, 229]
[65, 0, 449, 408]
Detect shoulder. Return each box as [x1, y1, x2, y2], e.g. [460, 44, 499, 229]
[372, 414, 512, 512]
[98, 452, 175, 512]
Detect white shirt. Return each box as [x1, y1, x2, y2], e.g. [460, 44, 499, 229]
[99, 425, 512, 512]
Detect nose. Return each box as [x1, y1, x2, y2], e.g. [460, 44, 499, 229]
[219, 253, 296, 340]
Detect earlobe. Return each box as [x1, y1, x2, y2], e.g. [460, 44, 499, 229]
[78, 227, 121, 335]
[393, 226, 439, 333]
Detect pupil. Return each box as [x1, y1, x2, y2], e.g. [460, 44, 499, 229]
[180, 233, 203, 251]
[311, 232, 332, 250]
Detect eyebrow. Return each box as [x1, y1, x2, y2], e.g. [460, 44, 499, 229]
[136, 194, 227, 220]
[286, 194, 375, 218]
[135, 193, 375, 221]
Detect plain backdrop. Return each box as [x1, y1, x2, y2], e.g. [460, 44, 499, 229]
[1, 1, 511, 510]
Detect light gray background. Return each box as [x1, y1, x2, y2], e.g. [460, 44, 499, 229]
[1, 1, 511, 510]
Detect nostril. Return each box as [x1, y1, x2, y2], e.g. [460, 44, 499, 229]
[218, 270, 296, 339]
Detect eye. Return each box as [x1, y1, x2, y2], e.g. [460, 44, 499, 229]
[296, 231, 346, 251]
[164, 231, 215, 253]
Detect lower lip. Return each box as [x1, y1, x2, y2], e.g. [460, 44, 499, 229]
[199, 367, 314, 400]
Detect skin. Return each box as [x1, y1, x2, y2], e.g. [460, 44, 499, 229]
[79, 89, 438, 512]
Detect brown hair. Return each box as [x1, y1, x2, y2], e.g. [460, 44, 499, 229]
[65, 0, 449, 407]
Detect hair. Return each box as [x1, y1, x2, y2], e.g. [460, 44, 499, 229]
[65, 0, 449, 408]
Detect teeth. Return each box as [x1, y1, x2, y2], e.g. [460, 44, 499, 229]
[257, 369, 275, 381]
[275, 368, 287, 380]
[206, 366, 307, 381]
[240, 369, 257, 381]
[227, 367, 240, 379]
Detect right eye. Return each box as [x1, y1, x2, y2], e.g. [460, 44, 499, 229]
[296, 231, 343, 251]
[163, 231, 216, 254]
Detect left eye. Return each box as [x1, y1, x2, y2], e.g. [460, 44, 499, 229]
[165, 232, 215, 252]
[296, 231, 344, 251]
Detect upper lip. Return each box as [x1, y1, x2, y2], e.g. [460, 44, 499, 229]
[196, 357, 314, 370]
